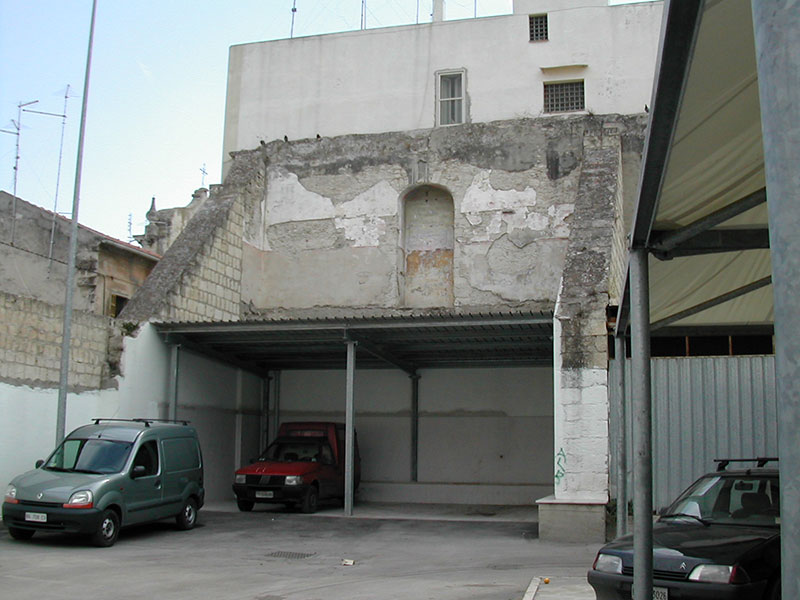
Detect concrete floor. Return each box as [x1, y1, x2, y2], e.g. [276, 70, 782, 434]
[1, 503, 599, 600]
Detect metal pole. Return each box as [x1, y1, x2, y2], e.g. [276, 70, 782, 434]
[752, 2, 800, 596]
[614, 335, 628, 538]
[168, 344, 180, 421]
[9, 100, 38, 246]
[410, 373, 420, 482]
[272, 370, 281, 442]
[55, 0, 97, 445]
[344, 340, 357, 516]
[630, 248, 653, 599]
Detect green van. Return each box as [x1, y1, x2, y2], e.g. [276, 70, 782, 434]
[2, 418, 204, 547]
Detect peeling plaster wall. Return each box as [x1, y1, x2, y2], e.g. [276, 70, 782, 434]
[238, 116, 644, 314]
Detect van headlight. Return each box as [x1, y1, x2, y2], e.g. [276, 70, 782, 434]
[285, 476, 303, 486]
[235, 474, 246, 484]
[593, 553, 623, 574]
[4, 484, 18, 504]
[688, 564, 732, 583]
[64, 490, 93, 508]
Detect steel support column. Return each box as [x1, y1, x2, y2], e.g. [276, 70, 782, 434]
[614, 335, 628, 538]
[630, 248, 653, 599]
[410, 373, 420, 482]
[752, 2, 800, 596]
[344, 340, 357, 516]
[271, 370, 281, 443]
[168, 344, 180, 421]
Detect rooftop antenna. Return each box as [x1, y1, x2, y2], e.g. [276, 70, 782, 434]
[290, 0, 297, 38]
[200, 162, 208, 187]
[416, 0, 420, 23]
[361, 0, 366, 29]
[22, 86, 72, 259]
[127, 212, 133, 242]
[1, 99, 39, 246]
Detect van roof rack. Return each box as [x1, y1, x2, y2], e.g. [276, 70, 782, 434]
[92, 418, 190, 427]
[714, 457, 779, 471]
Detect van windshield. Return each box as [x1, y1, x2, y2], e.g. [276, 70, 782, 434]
[44, 438, 133, 474]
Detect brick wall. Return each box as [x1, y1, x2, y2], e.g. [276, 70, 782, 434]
[0, 290, 112, 390]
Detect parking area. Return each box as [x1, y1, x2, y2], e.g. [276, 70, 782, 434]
[1, 503, 599, 600]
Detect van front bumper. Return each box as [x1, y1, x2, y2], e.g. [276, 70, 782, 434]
[3, 501, 104, 535]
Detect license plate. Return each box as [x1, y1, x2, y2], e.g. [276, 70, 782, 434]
[632, 586, 668, 600]
[25, 512, 47, 523]
[255, 491, 274, 499]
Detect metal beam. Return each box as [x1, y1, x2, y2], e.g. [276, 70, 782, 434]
[649, 188, 767, 255]
[344, 340, 356, 517]
[650, 228, 769, 260]
[630, 248, 653, 600]
[168, 344, 180, 421]
[651, 276, 772, 331]
[629, 0, 704, 249]
[614, 335, 628, 538]
[347, 333, 417, 375]
[410, 373, 420, 482]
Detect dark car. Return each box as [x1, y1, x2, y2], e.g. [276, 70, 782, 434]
[588, 458, 780, 600]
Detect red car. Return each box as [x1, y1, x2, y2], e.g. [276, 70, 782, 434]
[233, 422, 360, 513]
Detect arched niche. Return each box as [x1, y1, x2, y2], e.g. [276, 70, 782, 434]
[402, 185, 454, 308]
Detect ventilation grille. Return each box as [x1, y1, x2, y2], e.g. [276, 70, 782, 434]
[267, 551, 316, 560]
[529, 14, 548, 41]
[544, 81, 585, 113]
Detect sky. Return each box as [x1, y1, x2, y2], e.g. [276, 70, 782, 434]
[0, 0, 515, 243]
[1, 0, 647, 244]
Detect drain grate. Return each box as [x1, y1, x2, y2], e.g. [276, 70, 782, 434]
[267, 551, 315, 560]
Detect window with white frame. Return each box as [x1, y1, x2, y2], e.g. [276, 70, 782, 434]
[436, 70, 465, 126]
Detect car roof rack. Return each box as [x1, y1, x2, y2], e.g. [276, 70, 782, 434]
[714, 457, 779, 471]
[92, 418, 190, 427]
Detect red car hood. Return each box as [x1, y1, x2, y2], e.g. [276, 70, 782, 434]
[236, 461, 319, 476]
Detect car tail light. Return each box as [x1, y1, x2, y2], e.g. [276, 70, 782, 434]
[729, 565, 751, 584]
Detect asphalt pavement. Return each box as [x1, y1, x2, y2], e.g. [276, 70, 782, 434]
[1, 501, 599, 600]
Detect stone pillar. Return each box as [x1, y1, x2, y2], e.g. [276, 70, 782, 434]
[538, 135, 623, 542]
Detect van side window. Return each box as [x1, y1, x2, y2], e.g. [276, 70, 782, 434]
[132, 441, 159, 476]
[162, 438, 201, 471]
[320, 444, 334, 465]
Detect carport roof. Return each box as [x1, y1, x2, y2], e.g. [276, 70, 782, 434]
[620, 0, 772, 332]
[153, 310, 554, 376]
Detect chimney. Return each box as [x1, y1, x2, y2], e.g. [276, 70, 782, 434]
[432, 0, 444, 22]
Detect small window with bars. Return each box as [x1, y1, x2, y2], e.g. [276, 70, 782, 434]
[529, 14, 548, 41]
[437, 70, 465, 126]
[544, 81, 585, 113]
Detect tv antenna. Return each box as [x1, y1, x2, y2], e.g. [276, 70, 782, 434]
[200, 162, 208, 187]
[290, 0, 297, 38]
[1, 99, 38, 246]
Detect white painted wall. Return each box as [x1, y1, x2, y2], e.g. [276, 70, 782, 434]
[222, 2, 663, 174]
[276, 366, 554, 504]
[0, 324, 263, 505]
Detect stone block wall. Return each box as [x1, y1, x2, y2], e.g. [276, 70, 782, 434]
[0, 290, 113, 390]
[162, 193, 244, 322]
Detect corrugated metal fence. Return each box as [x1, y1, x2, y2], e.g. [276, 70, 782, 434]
[609, 355, 778, 508]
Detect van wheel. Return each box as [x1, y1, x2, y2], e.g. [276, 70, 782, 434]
[91, 509, 120, 547]
[8, 527, 35, 541]
[176, 497, 198, 530]
[301, 486, 319, 514]
[237, 499, 254, 512]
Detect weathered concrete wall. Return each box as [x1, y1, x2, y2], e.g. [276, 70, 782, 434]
[236, 116, 645, 315]
[0, 192, 157, 316]
[223, 2, 663, 170]
[0, 290, 117, 390]
[0, 324, 262, 505]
